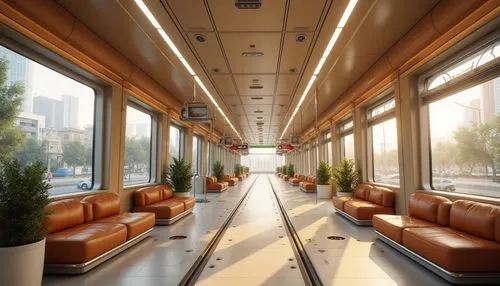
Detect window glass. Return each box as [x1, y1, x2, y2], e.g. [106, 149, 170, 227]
[429, 76, 500, 197]
[341, 133, 355, 161]
[124, 105, 152, 185]
[428, 40, 500, 90]
[372, 118, 399, 185]
[208, 141, 214, 175]
[169, 125, 183, 162]
[323, 132, 332, 165]
[370, 99, 396, 119]
[192, 135, 202, 176]
[0, 46, 96, 196]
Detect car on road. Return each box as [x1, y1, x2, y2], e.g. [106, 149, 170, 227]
[433, 178, 456, 192]
[77, 178, 92, 190]
[54, 168, 73, 177]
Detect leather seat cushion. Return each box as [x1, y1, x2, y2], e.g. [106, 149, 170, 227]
[302, 183, 316, 191]
[332, 197, 357, 211]
[344, 200, 394, 220]
[402, 227, 500, 272]
[172, 197, 196, 210]
[45, 223, 127, 264]
[207, 183, 225, 191]
[225, 179, 236, 186]
[97, 212, 155, 240]
[134, 200, 184, 219]
[372, 214, 437, 244]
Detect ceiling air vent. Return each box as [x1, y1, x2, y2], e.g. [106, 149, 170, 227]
[254, 110, 264, 114]
[251, 97, 264, 100]
[235, 0, 262, 9]
[242, 51, 264, 57]
[249, 85, 263, 89]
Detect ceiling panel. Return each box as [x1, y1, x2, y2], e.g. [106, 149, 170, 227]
[286, 0, 326, 31]
[275, 94, 291, 105]
[233, 74, 276, 96]
[223, 94, 241, 105]
[280, 32, 313, 74]
[167, 0, 213, 31]
[207, 0, 286, 32]
[244, 104, 273, 114]
[276, 74, 299, 95]
[212, 74, 237, 96]
[220, 33, 281, 74]
[188, 32, 229, 74]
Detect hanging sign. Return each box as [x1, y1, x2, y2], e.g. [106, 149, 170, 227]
[180, 102, 210, 122]
[277, 143, 294, 153]
[237, 143, 248, 151]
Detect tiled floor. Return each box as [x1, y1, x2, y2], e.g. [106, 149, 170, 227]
[268, 175, 451, 286]
[43, 174, 453, 286]
[42, 176, 257, 286]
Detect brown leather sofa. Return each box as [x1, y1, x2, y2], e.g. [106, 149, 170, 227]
[373, 192, 500, 284]
[44, 195, 154, 274]
[299, 176, 316, 193]
[332, 183, 394, 225]
[283, 175, 290, 181]
[224, 174, 238, 186]
[133, 184, 195, 224]
[289, 174, 305, 186]
[206, 176, 229, 192]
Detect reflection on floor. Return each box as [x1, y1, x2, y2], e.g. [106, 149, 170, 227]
[268, 175, 451, 286]
[196, 176, 304, 286]
[43, 174, 452, 286]
[42, 176, 257, 286]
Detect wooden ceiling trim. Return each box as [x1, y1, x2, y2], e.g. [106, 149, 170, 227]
[300, 0, 496, 137]
[0, 0, 185, 118]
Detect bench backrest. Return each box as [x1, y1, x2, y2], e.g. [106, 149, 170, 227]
[450, 200, 500, 243]
[45, 199, 85, 233]
[81, 192, 121, 220]
[367, 186, 394, 207]
[408, 192, 452, 225]
[135, 186, 162, 207]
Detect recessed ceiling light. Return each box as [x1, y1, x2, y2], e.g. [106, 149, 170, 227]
[296, 34, 307, 43]
[195, 34, 206, 42]
[212, 68, 219, 73]
[289, 68, 297, 73]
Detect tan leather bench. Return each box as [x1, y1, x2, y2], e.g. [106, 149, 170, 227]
[133, 184, 195, 224]
[299, 176, 316, 193]
[373, 192, 500, 284]
[206, 176, 229, 192]
[289, 174, 305, 186]
[44, 196, 154, 274]
[332, 183, 394, 225]
[224, 174, 238, 186]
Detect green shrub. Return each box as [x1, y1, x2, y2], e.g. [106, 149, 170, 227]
[316, 160, 332, 185]
[287, 164, 295, 177]
[234, 163, 242, 176]
[282, 165, 288, 175]
[212, 161, 224, 182]
[166, 157, 193, 192]
[332, 158, 360, 193]
[0, 160, 50, 247]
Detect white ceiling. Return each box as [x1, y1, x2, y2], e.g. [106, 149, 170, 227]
[56, 0, 439, 145]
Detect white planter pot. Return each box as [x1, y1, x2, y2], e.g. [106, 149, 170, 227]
[317, 185, 332, 199]
[174, 192, 191, 197]
[0, 238, 45, 286]
[336, 191, 352, 197]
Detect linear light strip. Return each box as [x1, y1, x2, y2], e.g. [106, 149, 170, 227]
[280, 0, 358, 140]
[134, 0, 241, 139]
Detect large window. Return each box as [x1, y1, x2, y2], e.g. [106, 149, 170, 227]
[340, 119, 355, 161]
[424, 38, 500, 198]
[169, 124, 183, 162]
[208, 141, 214, 175]
[192, 135, 202, 176]
[0, 45, 97, 196]
[368, 98, 399, 185]
[124, 104, 154, 186]
[323, 131, 332, 165]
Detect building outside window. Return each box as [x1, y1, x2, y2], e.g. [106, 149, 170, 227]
[340, 118, 355, 161]
[368, 97, 399, 185]
[323, 131, 332, 165]
[169, 124, 183, 162]
[124, 104, 153, 186]
[424, 38, 500, 198]
[0, 45, 97, 196]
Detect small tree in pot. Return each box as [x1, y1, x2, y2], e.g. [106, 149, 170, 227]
[332, 158, 360, 197]
[212, 161, 224, 183]
[234, 163, 242, 179]
[0, 159, 50, 286]
[166, 157, 193, 197]
[287, 164, 295, 177]
[281, 165, 288, 178]
[316, 160, 333, 199]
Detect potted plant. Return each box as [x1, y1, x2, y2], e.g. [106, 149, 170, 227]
[212, 161, 224, 183]
[234, 163, 242, 180]
[166, 157, 193, 197]
[0, 160, 50, 286]
[287, 164, 295, 178]
[281, 165, 288, 178]
[316, 160, 333, 199]
[332, 158, 360, 197]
